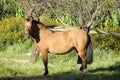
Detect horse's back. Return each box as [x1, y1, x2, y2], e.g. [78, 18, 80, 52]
[69, 28, 87, 39]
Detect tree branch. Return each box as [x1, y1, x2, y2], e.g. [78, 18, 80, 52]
[47, 3, 70, 26]
[92, 2, 120, 28]
[78, 11, 84, 28]
[86, 0, 108, 28]
[49, 26, 120, 37]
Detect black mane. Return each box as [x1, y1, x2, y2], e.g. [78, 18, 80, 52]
[30, 20, 43, 43]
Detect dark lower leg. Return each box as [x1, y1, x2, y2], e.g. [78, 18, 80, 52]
[42, 59, 48, 75]
[41, 50, 48, 75]
[77, 56, 82, 64]
[78, 52, 87, 73]
[80, 58, 87, 73]
[77, 56, 82, 72]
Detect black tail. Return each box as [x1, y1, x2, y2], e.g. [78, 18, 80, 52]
[86, 34, 93, 64]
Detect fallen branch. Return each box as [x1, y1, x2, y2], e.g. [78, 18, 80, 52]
[89, 30, 120, 37]
[50, 26, 120, 37]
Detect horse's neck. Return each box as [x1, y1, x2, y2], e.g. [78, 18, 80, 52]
[39, 25, 53, 35]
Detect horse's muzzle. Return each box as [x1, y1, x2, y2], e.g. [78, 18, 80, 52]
[25, 31, 30, 39]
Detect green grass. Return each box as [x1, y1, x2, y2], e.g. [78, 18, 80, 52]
[0, 44, 120, 80]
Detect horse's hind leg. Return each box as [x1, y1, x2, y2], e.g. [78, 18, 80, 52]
[77, 51, 87, 73]
[77, 56, 82, 72]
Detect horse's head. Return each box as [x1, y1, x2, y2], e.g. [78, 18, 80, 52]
[24, 18, 33, 39]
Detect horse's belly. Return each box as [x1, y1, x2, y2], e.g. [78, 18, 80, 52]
[47, 31, 74, 54]
[48, 43, 73, 54]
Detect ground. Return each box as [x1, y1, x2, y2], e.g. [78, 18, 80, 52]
[0, 48, 120, 80]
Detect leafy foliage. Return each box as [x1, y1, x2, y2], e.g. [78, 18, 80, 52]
[40, 13, 62, 26]
[91, 27, 120, 51]
[0, 0, 25, 20]
[0, 17, 25, 50]
[15, 3, 25, 18]
[100, 9, 120, 29]
[59, 11, 78, 26]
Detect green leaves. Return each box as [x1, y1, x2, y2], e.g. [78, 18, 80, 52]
[15, 4, 25, 18]
[0, 0, 25, 20]
[0, 17, 25, 51]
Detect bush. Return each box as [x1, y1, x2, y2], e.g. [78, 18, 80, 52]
[91, 27, 120, 52]
[0, 17, 25, 51]
[0, 0, 25, 20]
[0, 0, 16, 19]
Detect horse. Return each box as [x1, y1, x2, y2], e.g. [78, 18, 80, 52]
[24, 18, 93, 75]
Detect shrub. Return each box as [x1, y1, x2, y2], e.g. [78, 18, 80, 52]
[0, 17, 25, 51]
[91, 27, 120, 52]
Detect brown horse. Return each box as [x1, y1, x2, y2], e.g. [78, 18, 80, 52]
[24, 18, 93, 75]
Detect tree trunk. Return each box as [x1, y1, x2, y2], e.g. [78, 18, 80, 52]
[29, 45, 39, 63]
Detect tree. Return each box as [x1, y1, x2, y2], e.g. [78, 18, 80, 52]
[19, 0, 120, 62]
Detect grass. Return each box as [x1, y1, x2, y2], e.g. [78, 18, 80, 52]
[0, 43, 120, 80]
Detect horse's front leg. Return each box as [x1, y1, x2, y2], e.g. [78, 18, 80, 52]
[41, 50, 48, 76]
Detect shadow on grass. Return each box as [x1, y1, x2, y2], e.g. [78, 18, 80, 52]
[1, 63, 120, 80]
[89, 62, 120, 72]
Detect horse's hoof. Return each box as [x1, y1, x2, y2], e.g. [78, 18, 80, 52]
[83, 69, 87, 73]
[76, 70, 83, 74]
[76, 69, 87, 74]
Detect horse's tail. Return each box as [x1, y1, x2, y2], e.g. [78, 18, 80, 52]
[86, 34, 93, 64]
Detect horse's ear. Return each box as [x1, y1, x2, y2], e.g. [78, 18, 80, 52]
[29, 18, 33, 22]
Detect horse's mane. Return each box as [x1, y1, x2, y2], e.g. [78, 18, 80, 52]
[32, 20, 47, 28]
[32, 20, 55, 33]
[30, 20, 43, 43]
[30, 20, 53, 43]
